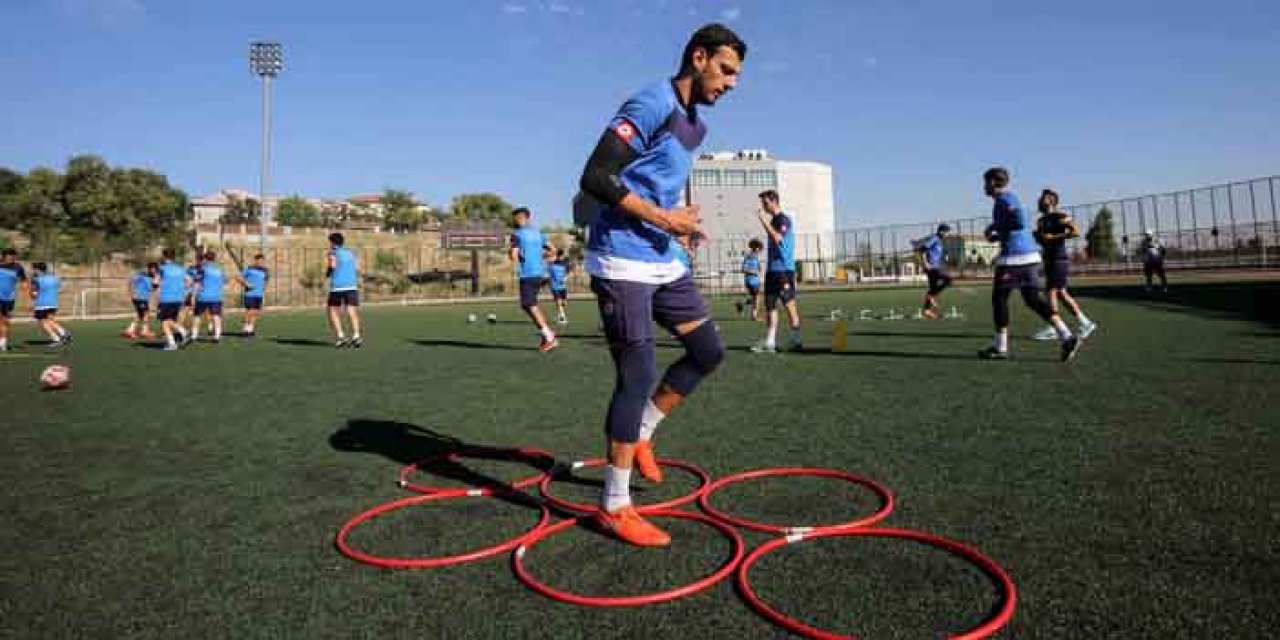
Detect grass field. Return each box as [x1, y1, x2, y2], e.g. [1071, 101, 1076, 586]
[3, 275, 1278, 639]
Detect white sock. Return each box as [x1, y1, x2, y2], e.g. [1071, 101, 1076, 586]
[244, 323, 254, 333]
[993, 330, 1009, 352]
[639, 400, 666, 441]
[190, 326, 199, 339]
[0, 337, 7, 349]
[766, 324, 777, 346]
[1077, 313, 1091, 325]
[352, 331, 361, 340]
[166, 335, 176, 346]
[541, 326, 555, 341]
[336, 329, 345, 340]
[127, 322, 137, 333]
[57, 328, 68, 338]
[601, 465, 632, 512]
[1051, 318, 1074, 341]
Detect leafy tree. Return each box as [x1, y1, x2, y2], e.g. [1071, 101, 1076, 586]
[0, 167, 24, 229]
[447, 193, 513, 223]
[276, 194, 322, 227]
[1084, 206, 1118, 261]
[381, 188, 422, 232]
[221, 193, 261, 224]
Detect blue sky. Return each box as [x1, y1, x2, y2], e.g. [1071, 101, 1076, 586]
[2, 0, 1278, 227]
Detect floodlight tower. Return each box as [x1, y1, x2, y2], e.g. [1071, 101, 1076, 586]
[249, 42, 283, 253]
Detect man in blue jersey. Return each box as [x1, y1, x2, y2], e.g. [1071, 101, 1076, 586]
[29, 263, 72, 347]
[235, 253, 269, 337]
[978, 167, 1080, 362]
[156, 248, 192, 351]
[509, 207, 558, 350]
[192, 251, 227, 343]
[122, 262, 158, 340]
[548, 249, 571, 325]
[180, 253, 204, 331]
[751, 190, 802, 352]
[576, 24, 743, 546]
[326, 233, 363, 348]
[1032, 189, 1097, 341]
[0, 248, 28, 351]
[734, 239, 763, 321]
[918, 225, 954, 319]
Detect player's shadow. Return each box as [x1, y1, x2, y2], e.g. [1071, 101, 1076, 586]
[132, 341, 170, 350]
[1073, 280, 1280, 327]
[1189, 357, 1280, 366]
[846, 330, 989, 340]
[727, 344, 984, 362]
[272, 337, 333, 348]
[408, 338, 536, 351]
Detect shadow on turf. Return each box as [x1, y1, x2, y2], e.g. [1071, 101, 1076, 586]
[1072, 280, 1280, 327]
[846, 330, 988, 340]
[272, 337, 333, 348]
[1189, 357, 1280, 366]
[727, 345, 982, 361]
[408, 338, 537, 351]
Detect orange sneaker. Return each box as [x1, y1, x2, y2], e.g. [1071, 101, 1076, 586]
[539, 337, 558, 352]
[922, 308, 938, 320]
[634, 441, 663, 483]
[121, 330, 137, 339]
[594, 505, 671, 547]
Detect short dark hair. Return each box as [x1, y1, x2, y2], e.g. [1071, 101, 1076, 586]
[679, 23, 747, 74]
[758, 189, 780, 204]
[204, 250, 216, 261]
[1, 248, 16, 258]
[33, 262, 48, 272]
[162, 248, 176, 260]
[511, 207, 531, 218]
[937, 224, 952, 234]
[1038, 189, 1060, 213]
[253, 253, 265, 261]
[329, 232, 345, 247]
[983, 167, 1010, 188]
[748, 238, 764, 251]
[146, 261, 159, 271]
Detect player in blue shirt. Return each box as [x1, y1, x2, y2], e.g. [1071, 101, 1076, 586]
[181, 253, 204, 331]
[122, 262, 158, 340]
[1032, 189, 1097, 341]
[0, 248, 29, 351]
[918, 224, 953, 319]
[548, 249, 571, 325]
[576, 24, 743, 547]
[192, 251, 227, 342]
[235, 253, 269, 337]
[508, 207, 558, 350]
[978, 167, 1080, 362]
[29, 262, 72, 347]
[326, 233, 363, 348]
[156, 248, 193, 350]
[734, 239, 763, 320]
[751, 189, 803, 352]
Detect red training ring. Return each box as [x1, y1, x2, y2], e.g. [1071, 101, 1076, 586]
[336, 492, 550, 569]
[398, 446, 555, 497]
[512, 508, 745, 607]
[737, 527, 1017, 640]
[538, 458, 710, 514]
[698, 467, 895, 534]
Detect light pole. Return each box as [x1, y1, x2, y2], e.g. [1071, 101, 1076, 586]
[249, 42, 283, 253]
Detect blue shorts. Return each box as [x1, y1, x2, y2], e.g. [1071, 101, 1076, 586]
[745, 280, 760, 296]
[194, 301, 223, 316]
[551, 288, 568, 301]
[764, 270, 797, 310]
[0, 300, 13, 318]
[994, 264, 1044, 292]
[1044, 260, 1071, 290]
[34, 308, 57, 320]
[243, 296, 263, 310]
[591, 275, 710, 345]
[158, 302, 182, 322]
[519, 277, 544, 308]
[132, 300, 151, 318]
[327, 290, 359, 307]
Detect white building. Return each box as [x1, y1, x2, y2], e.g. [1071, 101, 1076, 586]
[687, 150, 835, 280]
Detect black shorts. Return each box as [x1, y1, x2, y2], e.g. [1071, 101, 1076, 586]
[993, 264, 1044, 292]
[519, 277, 544, 308]
[34, 308, 57, 320]
[551, 289, 568, 301]
[194, 301, 222, 316]
[1044, 260, 1071, 290]
[764, 271, 797, 310]
[243, 296, 263, 310]
[133, 300, 151, 318]
[592, 275, 710, 344]
[0, 301, 13, 318]
[158, 302, 182, 322]
[327, 290, 359, 307]
[925, 268, 953, 294]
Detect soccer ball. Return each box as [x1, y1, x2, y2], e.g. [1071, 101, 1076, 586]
[486, 313, 498, 324]
[40, 364, 72, 390]
[467, 314, 477, 323]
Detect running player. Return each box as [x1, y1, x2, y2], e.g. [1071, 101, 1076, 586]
[977, 168, 1080, 362]
[1032, 189, 1098, 340]
[577, 23, 743, 546]
[122, 262, 158, 340]
[1140, 230, 1168, 292]
[29, 263, 72, 347]
[734, 239, 763, 320]
[548, 249, 571, 325]
[156, 248, 191, 351]
[0, 248, 27, 351]
[509, 207, 558, 350]
[751, 189, 802, 352]
[918, 224, 953, 319]
[180, 252, 204, 334]
[193, 251, 227, 343]
[326, 233, 363, 348]
[236, 253, 269, 336]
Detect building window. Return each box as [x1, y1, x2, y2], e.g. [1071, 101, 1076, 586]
[748, 169, 777, 187]
[692, 169, 721, 187]
[723, 169, 747, 187]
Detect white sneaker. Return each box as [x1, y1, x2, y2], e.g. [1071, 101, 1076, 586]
[1032, 326, 1057, 341]
[1079, 320, 1098, 340]
[749, 341, 778, 353]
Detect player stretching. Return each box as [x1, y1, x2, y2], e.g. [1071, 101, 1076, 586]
[549, 249, 571, 325]
[509, 207, 558, 350]
[1032, 189, 1097, 341]
[977, 167, 1079, 362]
[30, 263, 72, 347]
[577, 24, 743, 546]
[326, 233, 363, 348]
[122, 262, 158, 340]
[0, 249, 28, 351]
[236, 253, 269, 337]
[751, 189, 802, 352]
[1140, 230, 1168, 292]
[734, 239, 763, 320]
[156, 249, 191, 351]
[918, 224, 953, 319]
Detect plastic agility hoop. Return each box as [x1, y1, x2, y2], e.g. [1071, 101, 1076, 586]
[336, 492, 550, 569]
[397, 446, 555, 497]
[737, 528, 1017, 640]
[538, 458, 710, 514]
[698, 468, 895, 534]
[513, 509, 745, 607]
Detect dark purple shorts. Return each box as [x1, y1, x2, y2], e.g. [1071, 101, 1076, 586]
[327, 290, 359, 307]
[591, 275, 710, 345]
[0, 301, 14, 318]
[1044, 260, 1071, 290]
[994, 264, 1044, 292]
[133, 300, 150, 319]
[519, 277, 543, 308]
[551, 288, 567, 301]
[194, 301, 222, 316]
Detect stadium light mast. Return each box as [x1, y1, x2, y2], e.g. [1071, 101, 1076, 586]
[249, 42, 283, 253]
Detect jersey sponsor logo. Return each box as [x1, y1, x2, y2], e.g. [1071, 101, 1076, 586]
[613, 119, 638, 144]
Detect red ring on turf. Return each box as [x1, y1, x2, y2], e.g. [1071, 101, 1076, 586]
[512, 508, 745, 607]
[698, 468, 895, 534]
[336, 492, 550, 569]
[737, 528, 1017, 640]
[538, 458, 710, 514]
[397, 446, 555, 497]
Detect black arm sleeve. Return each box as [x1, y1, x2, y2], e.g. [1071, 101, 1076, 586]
[579, 129, 641, 208]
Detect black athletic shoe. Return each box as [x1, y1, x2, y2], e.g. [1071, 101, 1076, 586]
[348, 336, 363, 349]
[1060, 336, 1081, 363]
[60, 333, 74, 345]
[334, 338, 349, 349]
[977, 347, 1009, 360]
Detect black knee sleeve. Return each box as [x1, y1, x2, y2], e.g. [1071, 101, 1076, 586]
[992, 288, 1012, 328]
[661, 321, 725, 395]
[604, 340, 657, 444]
[1021, 287, 1054, 321]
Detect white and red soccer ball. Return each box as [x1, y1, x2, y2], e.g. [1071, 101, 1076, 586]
[40, 364, 72, 390]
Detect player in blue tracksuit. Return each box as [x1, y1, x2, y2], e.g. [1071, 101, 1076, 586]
[918, 225, 953, 319]
[751, 190, 802, 352]
[236, 254, 269, 336]
[122, 262, 158, 339]
[978, 167, 1080, 362]
[576, 24, 744, 546]
[156, 248, 192, 350]
[734, 239, 763, 321]
[29, 262, 72, 347]
[326, 233, 363, 348]
[193, 251, 227, 342]
[509, 207, 558, 349]
[548, 250, 571, 325]
[0, 248, 28, 351]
